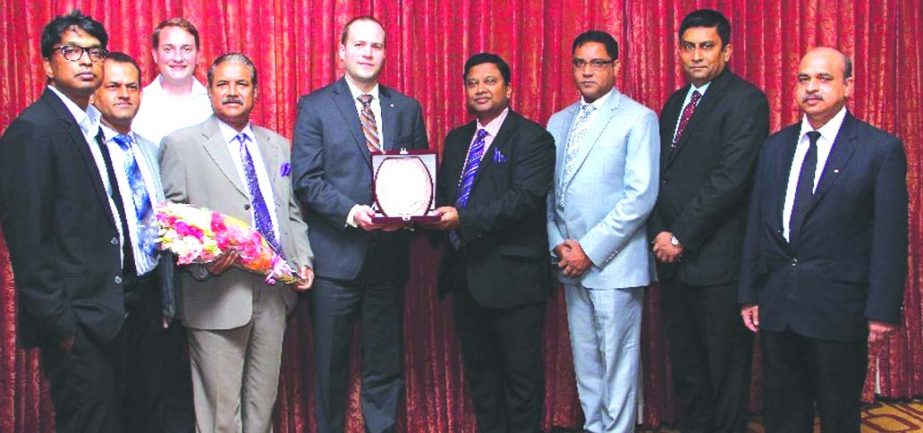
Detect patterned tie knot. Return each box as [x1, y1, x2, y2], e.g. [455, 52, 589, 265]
[358, 94, 374, 108]
[236, 132, 250, 146]
[690, 90, 701, 104]
[807, 130, 821, 145]
[581, 103, 596, 115]
[475, 128, 489, 141]
[113, 134, 133, 150]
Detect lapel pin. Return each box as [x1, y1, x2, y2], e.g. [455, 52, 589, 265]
[389, 103, 395, 108]
[833, 169, 840, 174]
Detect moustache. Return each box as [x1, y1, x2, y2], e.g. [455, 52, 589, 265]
[802, 94, 823, 102]
[222, 97, 244, 105]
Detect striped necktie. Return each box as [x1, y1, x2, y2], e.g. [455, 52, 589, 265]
[557, 103, 595, 208]
[449, 128, 490, 248]
[358, 94, 382, 153]
[237, 133, 285, 257]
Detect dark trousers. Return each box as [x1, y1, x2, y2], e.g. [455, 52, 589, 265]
[451, 263, 546, 433]
[40, 325, 127, 433]
[123, 271, 195, 433]
[310, 238, 405, 433]
[761, 329, 867, 433]
[660, 278, 753, 433]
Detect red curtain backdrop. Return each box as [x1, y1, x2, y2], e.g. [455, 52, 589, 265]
[2, 1, 922, 432]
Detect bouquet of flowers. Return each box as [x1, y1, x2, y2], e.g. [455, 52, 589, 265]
[155, 202, 302, 285]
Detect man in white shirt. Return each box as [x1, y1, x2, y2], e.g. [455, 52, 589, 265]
[132, 18, 212, 147]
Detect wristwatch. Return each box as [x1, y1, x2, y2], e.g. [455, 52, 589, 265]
[670, 236, 680, 247]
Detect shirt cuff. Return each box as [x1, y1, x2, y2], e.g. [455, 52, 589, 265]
[346, 204, 360, 228]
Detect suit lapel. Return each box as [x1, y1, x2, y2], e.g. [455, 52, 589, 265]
[660, 88, 686, 171]
[556, 104, 578, 170]
[331, 78, 372, 167]
[43, 90, 117, 230]
[560, 92, 620, 190]
[200, 118, 248, 197]
[471, 112, 517, 190]
[254, 127, 285, 211]
[803, 113, 858, 216]
[774, 125, 801, 233]
[379, 86, 398, 151]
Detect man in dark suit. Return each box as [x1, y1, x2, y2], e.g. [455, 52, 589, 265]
[425, 52, 555, 433]
[0, 11, 126, 433]
[739, 47, 907, 433]
[648, 9, 769, 433]
[291, 16, 428, 433]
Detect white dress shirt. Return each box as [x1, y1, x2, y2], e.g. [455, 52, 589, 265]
[782, 106, 848, 241]
[672, 81, 711, 143]
[216, 120, 282, 243]
[133, 75, 213, 147]
[47, 85, 125, 266]
[100, 124, 161, 275]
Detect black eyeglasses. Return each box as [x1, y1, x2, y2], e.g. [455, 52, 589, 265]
[53, 45, 108, 63]
[572, 58, 615, 70]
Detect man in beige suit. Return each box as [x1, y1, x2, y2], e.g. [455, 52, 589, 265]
[160, 53, 314, 433]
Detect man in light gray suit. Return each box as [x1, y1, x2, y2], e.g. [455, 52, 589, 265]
[547, 31, 660, 433]
[160, 53, 314, 433]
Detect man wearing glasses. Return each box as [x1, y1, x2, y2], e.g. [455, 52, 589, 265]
[0, 10, 128, 433]
[546, 30, 659, 433]
[648, 9, 769, 433]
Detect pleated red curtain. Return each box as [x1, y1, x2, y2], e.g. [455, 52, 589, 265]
[2, 1, 921, 432]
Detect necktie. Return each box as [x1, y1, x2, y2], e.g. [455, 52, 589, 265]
[788, 130, 821, 245]
[94, 130, 135, 274]
[237, 133, 284, 257]
[358, 94, 381, 153]
[557, 103, 596, 208]
[112, 134, 157, 259]
[449, 128, 490, 248]
[672, 90, 701, 152]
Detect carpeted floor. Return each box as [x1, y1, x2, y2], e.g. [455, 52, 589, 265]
[570, 398, 923, 433]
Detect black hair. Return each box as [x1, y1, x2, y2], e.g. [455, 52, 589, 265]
[105, 51, 142, 79]
[679, 9, 731, 48]
[41, 10, 108, 59]
[572, 30, 619, 60]
[207, 53, 258, 87]
[463, 52, 511, 84]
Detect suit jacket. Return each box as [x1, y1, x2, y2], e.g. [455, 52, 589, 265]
[547, 90, 660, 290]
[0, 89, 124, 347]
[436, 110, 556, 309]
[292, 77, 428, 282]
[648, 68, 770, 285]
[159, 116, 314, 330]
[739, 112, 907, 341]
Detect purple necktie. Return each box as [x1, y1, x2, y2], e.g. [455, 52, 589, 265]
[237, 133, 284, 257]
[449, 129, 489, 248]
[112, 134, 157, 258]
[672, 90, 701, 152]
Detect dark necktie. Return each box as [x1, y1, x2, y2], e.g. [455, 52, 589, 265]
[237, 133, 285, 257]
[95, 130, 136, 274]
[449, 128, 489, 248]
[789, 130, 822, 244]
[672, 90, 701, 152]
[358, 94, 382, 153]
[112, 134, 156, 259]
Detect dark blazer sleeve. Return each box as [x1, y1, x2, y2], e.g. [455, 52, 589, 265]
[865, 137, 908, 323]
[738, 139, 773, 305]
[291, 94, 361, 229]
[672, 88, 770, 253]
[409, 99, 429, 151]
[457, 123, 555, 244]
[0, 117, 79, 342]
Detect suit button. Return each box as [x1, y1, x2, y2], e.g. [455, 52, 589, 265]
[244, 204, 251, 210]
[791, 258, 798, 266]
[114, 276, 122, 284]
[111, 237, 119, 245]
[662, 179, 669, 184]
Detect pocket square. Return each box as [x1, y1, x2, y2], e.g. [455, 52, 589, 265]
[280, 162, 291, 177]
[493, 148, 507, 163]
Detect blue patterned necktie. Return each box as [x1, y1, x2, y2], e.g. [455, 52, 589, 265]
[449, 128, 490, 248]
[112, 134, 156, 257]
[557, 103, 595, 208]
[237, 133, 284, 257]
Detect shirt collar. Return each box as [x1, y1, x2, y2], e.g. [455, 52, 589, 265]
[217, 118, 256, 145]
[476, 106, 510, 138]
[150, 74, 209, 98]
[581, 87, 615, 110]
[99, 123, 136, 143]
[798, 106, 848, 143]
[689, 81, 711, 98]
[344, 75, 380, 102]
[47, 84, 102, 137]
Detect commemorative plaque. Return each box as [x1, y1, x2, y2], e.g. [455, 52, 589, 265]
[371, 148, 439, 223]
